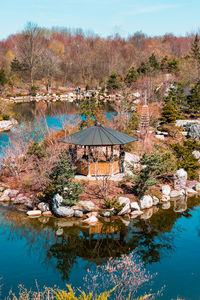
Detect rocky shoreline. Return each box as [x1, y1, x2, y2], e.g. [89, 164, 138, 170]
[0, 169, 200, 226]
[0, 119, 18, 132]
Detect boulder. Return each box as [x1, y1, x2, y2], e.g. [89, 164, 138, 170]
[78, 201, 96, 212]
[42, 211, 52, 216]
[0, 189, 11, 201]
[162, 202, 171, 210]
[130, 202, 140, 211]
[192, 150, 200, 160]
[27, 210, 42, 216]
[14, 194, 30, 204]
[195, 183, 200, 192]
[82, 216, 99, 225]
[38, 202, 50, 212]
[100, 211, 111, 217]
[118, 197, 130, 206]
[186, 188, 197, 195]
[140, 195, 153, 209]
[162, 185, 171, 196]
[74, 210, 83, 218]
[51, 194, 74, 218]
[118, 204, 131, 216]
[152, 196, 160, 206]
[170, 190, 185, 198]
[155, 134, 165, 140]
[8, 189, 19, 198]
[174, 169, 187, 190]
[86, 212, 98, 218]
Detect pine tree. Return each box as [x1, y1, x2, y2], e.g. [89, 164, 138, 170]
[48, 149, 83, 205]
[125, 66, 138, 86]
[161, 102, 178, 124]
[0, 69, 7, 86]
[191, 34, 200, 77]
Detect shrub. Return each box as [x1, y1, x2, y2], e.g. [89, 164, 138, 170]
[27, 141, 47, 159]
[161, 102, 178, 124]
[2, 114, 10, 120]
[29, 85, 38, 96]
[47, 149, 83, 206]
[104, 197, 125, 213]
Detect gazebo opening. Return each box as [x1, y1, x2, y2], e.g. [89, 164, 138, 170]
[60, 123, 137, 177]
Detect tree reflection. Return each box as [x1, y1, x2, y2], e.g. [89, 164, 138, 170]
[0, 196, 199, 282]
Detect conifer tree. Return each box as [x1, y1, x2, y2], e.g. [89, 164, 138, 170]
[191, 34, 200, 77]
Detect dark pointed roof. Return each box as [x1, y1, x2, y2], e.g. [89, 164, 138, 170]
[60, 123, 137, 146]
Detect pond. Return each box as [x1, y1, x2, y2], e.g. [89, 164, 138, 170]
[0, 196, 200, 299]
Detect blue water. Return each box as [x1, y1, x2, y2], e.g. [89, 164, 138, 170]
[0, 196, 200, 299]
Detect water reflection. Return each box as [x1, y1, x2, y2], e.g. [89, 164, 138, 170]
[0, 196, 200, 284]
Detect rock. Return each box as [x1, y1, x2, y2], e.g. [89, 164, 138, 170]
[25, 200, 35, 209]
[8, 189, 19, 198]
[86, 212, 98, 218]
[14, 194, 30, 204]
[0, 189, 10, 201]
[51, 194, 74, 217]
[118, 204, 131, 216]
[27, 210, 42, 216]
[38, 202, 50, 212]
[42, 211, 52, 216]
[118, 197, 130, 206]
[0, 119, 18, 132]
[74, 210, 83, 218]
[174, 168, 187, 190]
[100, 211, 111, 217]
[82, 216, 99, 225]
[140, 195, 153, 209]
[162, 202, 171, 210]
[130, 202, 140, 211]
[195, 183, 200, 192]
[162, 195, 170, 202]
[155, 134, 165, 140]
[131, 210, 144, 218]
[140, 208, 153, 220]
[170, 190, 185, 198]
[78, 201, 96, 212]
[192, 150, 200, 159]
[186, 188, 197, 195]
[162, 185, 171, 196]
[152, 196, 160, 206]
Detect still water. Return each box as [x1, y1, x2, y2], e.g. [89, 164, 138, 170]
[0, 103, 200, 299]
[0, 197, 200, 299]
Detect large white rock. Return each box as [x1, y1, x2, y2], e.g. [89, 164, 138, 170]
[78, 201, 96, 212]
[0, 189, 10, 201]
[186, 188, 197, 195]
[118, 197, 130, 206]
[0, 119, 18, 132]
[130, 202, 140, 211]
[170, 190, 184, 198]
[38, 202, 50, 212]
[140, 195, 153, 209]
[74, 210, 83, 218]
[27, 210, 42, 216]
[7, 189, 19, 198]
[118, 204, 131, 216]
[174, 169, 187, 190]
[52, 194, 74, 217]
[162, 185, 171, 196]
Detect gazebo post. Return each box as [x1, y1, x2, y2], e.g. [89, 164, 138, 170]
[111, 145, 114, 175]
[87, 146, 91, 177]
[106, 147, 108, 161]
[84, 145, 86, 156]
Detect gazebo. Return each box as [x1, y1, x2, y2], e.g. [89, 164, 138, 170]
[60, 123, 137, 177]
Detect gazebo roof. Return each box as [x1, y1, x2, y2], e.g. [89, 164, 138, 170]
[60, 123, 137, 146]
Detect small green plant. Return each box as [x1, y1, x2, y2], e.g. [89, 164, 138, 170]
[27, 141, 47, 159]
[104, 197, 125, 213]
[29, 85, 38, 96]
[2, 114, 10, 120]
